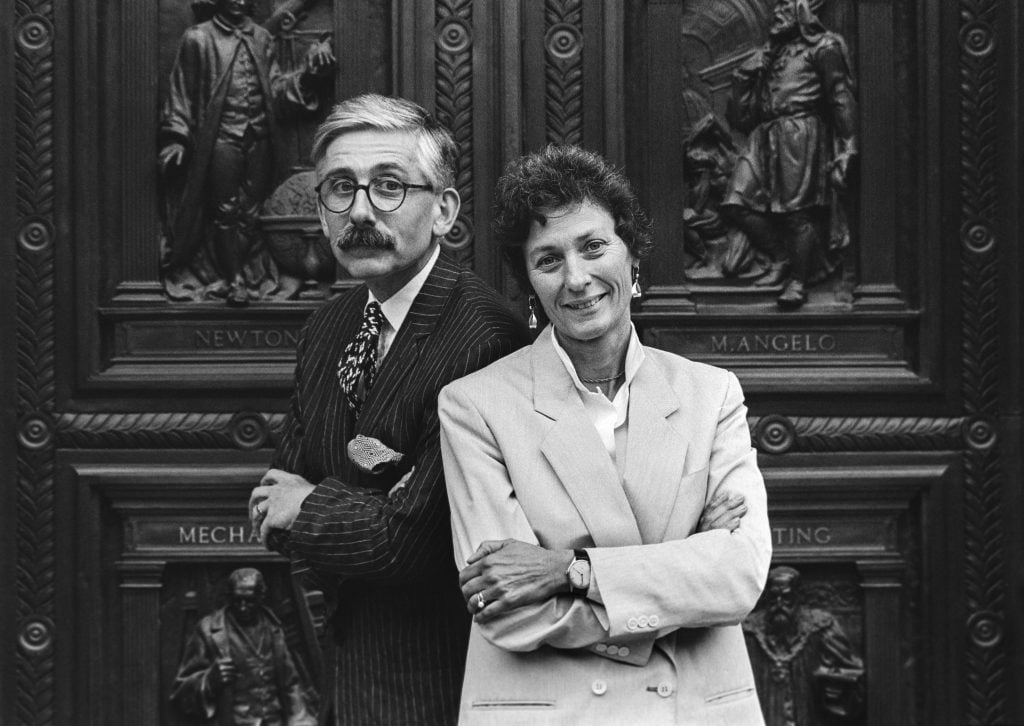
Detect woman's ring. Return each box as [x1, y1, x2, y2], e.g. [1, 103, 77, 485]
[475, 592, 487, 611]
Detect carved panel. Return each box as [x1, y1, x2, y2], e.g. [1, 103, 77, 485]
[624, 0, 936, 396]
[14, 0, 57, 723]
[957, 0, 1008, 721]
[544, 0, 584, 146]
[434, 0, 476, 265]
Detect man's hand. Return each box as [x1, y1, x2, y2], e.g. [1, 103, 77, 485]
[159, 142, 186, 172]
[304, 38, 336, 76]
[208, 657, 237, 693]
[458, 539, 572, 624]
[249, 469, 316, 543]
[830, 151, 854, 191]
[698, 490, 747, 533]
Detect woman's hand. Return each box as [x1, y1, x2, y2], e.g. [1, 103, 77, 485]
[459, 539, 573, 623]
[698, 491, 747, 533]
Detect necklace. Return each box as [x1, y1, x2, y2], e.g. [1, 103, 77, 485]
[579, 370, 624, 384]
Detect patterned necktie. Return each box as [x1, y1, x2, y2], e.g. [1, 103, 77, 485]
[337, 301, 384, 415]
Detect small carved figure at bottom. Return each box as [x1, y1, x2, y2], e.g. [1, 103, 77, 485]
[743, 566, 865, 726]
[170, 567, 317, 725]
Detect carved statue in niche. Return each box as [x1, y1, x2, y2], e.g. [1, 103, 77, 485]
[679, 0, 857, 308]
[743, 566, 865, 726]
[170, 567, 318, 725]
[158, 0, 335, 305]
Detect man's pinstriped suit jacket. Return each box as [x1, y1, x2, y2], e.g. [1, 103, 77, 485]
[269, 252, 529, 725]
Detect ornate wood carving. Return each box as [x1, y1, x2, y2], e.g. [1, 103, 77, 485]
[434, 0, 475, 266]
[56, 413, 287, 450]
[14, 0, 57, 722]
[750, 416, 967, 454]
[957, 0, 1007, 722]
[544, 0, 583, 146]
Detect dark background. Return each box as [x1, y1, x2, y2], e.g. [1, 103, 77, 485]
[1, 1, 1022, 724]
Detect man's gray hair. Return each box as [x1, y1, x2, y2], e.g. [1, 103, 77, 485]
[311, 93, 459, 190]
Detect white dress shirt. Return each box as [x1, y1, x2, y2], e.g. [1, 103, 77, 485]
[551, 323, 645, 467]
[364, 244, 441, 363]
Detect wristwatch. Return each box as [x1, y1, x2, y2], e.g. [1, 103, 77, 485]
[566, 549, 591, 596]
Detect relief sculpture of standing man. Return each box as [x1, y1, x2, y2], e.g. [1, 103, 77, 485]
[159, 0, 334, 305]
[723, 0, 857, 309]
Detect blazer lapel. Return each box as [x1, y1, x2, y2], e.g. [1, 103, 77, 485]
[622, 355, 688, 543]
[533, 329, 642, 548]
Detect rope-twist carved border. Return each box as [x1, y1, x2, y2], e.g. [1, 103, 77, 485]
[544, 0, 583, 146]
[56, 413, 966, 454]
[56, 413, 287, 450]
[14, 0, 57, 722]
[434, 0, 474, 265]
[958, 0, 1006, 722]
[750, 416, 966, 454]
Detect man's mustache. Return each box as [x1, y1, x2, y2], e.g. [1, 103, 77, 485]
[337, 228, 396, 250]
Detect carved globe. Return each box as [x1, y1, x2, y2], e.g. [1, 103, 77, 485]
[260, 170, 335, 281]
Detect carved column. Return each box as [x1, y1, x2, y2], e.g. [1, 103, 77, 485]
[117, 560, 166, 725]
[857, 558, 905, 726]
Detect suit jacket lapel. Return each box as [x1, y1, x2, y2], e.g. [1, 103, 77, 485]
[533, 329, 642, 548]
[622, 355, 688, 543]
[358, 252, 459, 426]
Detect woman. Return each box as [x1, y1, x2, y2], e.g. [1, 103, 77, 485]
[438, 146, 771, 725]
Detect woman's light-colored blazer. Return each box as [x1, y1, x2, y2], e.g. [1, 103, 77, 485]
[439, 327, 772, 725]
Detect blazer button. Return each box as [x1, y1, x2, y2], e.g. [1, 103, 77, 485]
[627, 617, 639, 631]
[618, 645, 631, 657]
[656, 682, 673, 698]
[595, 643, 608, 653]
[649, 614, 660, 627]
[637, 615, 649, 628]
[591, 679, 608, 696]
[606, 645, 619, 656]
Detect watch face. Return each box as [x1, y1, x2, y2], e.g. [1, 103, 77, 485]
[569, 560, 590, 589]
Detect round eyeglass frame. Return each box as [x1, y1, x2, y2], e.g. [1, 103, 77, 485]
[314, 177, 434, 214]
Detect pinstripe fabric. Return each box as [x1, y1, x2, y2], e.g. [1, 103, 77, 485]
[270, 252, 530, 725]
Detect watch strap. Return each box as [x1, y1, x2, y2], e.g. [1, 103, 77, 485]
[567, 548, 591, 596]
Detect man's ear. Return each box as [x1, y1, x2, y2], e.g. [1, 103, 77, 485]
[431, 188, 461, 238]
[316, 200, 330, 238]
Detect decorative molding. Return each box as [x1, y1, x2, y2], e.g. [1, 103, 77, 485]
[957, 0, 1007, 722]
[54, 413, 970, 454]
[434, 0, 475, 265]
[750, 416, 966, 454]
[56, 413, 287, 450]
[15, 0, 57, 722]
[544, 0, 583, 146]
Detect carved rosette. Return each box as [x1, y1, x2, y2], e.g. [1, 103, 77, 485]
[958, 0, 1006, 722]
[14, 0, 57, 722]
[544, 0, 583, 146]
[435, 0, 475, 266]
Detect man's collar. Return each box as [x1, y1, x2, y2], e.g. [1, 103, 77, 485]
[212, 14, 255, 36]
[366, 244, 441, 332]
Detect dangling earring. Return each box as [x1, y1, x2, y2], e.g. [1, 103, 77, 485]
[528, 295, 538, 330]
[631, 265, 642, 299]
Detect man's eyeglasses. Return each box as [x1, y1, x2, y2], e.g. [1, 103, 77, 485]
[315, 176, 434, 214]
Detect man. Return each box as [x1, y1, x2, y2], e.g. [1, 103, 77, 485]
[723, 0, 857, 308]
[248, 94, 529, 725]
[159, 0, 334, 304]
[171, 568, 317, 726]
[743, 566, 864, 726]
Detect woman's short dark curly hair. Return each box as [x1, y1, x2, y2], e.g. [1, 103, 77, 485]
[492, 145, 654, 289]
